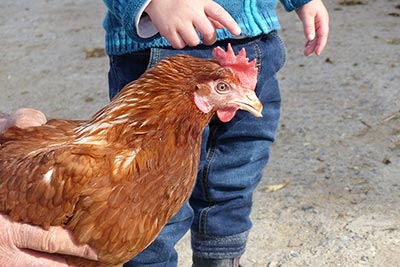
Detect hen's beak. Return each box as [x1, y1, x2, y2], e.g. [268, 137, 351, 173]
[235, 91, 263, 117]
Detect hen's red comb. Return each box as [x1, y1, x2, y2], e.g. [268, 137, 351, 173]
[212, 43, 258, 91]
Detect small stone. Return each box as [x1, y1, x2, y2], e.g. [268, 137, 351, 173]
[302, 205, 315, 211]
[382, 157, 391, 165]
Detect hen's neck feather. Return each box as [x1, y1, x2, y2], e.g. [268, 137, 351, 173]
[76, 56, 218, 147]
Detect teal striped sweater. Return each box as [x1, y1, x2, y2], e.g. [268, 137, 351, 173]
[102, 0, 311, 55]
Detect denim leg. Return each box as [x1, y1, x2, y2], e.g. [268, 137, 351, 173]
[108, 51, 151, 99]
[123, 203, 193, 267]
[190, 32, 286, 259]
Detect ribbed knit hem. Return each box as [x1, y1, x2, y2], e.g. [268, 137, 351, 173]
[104, 20, 280, 55]
[282, 0, 312, 12]
[105, 29, 167, 55]
[191, 231, 249, 259]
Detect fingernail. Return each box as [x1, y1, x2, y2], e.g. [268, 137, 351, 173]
[234, 25, 242, 35]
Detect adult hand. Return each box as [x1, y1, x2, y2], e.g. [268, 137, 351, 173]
[0, 108, 47, 134]
[144, 0, 241, 49]
[0, 109, 98, 266]
[0, 215, 98, 267]
[296, 0, 330, 56]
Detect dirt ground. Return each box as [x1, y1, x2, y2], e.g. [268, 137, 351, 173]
[1, 0, 399, 266]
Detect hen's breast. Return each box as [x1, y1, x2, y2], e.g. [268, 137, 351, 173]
[65, 130, 203, 267]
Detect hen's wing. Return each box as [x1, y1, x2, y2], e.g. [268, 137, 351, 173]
[0, 120, 162, 265]
[0, 119, 105, 228]
[0, 119, 82, 143]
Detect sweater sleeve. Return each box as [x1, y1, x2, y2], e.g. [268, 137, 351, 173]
[279, 0, 312, 12]
[103, 0, 160, 41]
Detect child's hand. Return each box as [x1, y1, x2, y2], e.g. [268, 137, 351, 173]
[295, 0, 329, 56]
[145, 0, 241, 49]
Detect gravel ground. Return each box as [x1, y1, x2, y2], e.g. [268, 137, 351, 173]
[1, 1, 399, 266]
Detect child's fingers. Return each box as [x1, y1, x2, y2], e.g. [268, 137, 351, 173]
[303, 13, 329, 56]
[304, 38, 318, 56]
[302, 15, 316, 42]
[193, 16, 217, 45]
[205, 1, 241, 36]
[163, 30, 187, 49]
[179, 25, 202, 47]
[314, 19, 329, 55]
[296, 0, 329, 56]
[208, 17, 225, 29]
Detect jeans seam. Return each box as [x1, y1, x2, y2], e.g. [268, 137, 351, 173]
[271, 31, 287, 68]
[253, 42, 262, 79]
[198, 123, 220, 235]
[201, 145, 216, 205]
[149, 47, 161, 67]
[199, 204, 217, 235]
[202, 124, 220, 204]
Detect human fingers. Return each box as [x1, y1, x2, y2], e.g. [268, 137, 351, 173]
[1, 215, 75, 267]
[144, 1, 199, 48]
[208, 17, 225, 29]
[301, 13, 316, 45]
[0, 114, 10, 134]
[10, 219, 98, 260]
[9, 108, 47, 129]
[8, 249, 71, 267]
[296, 0, 329, 56]
[0, 108, 46, 134]
[193, 16, 217, 45]
[167, 16, 216, 47]
[296, 6, 318, 56]
[313, 13, 329, 55]
[178, 23, 202, 47]
[204, 1, 241, 36]
[167, 30, 190, 49]
[304, 38, 318, 56]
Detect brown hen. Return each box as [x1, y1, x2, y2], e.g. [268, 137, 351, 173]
[0, 45, 262, 267]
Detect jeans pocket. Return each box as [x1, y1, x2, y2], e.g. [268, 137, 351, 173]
[255, 31, 287, 79]
[269, 31, 287, 70]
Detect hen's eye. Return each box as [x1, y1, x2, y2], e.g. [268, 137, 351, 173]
[216, 82, 230, 94]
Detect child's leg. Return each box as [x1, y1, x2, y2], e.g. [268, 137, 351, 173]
[190, 32, 286, 265]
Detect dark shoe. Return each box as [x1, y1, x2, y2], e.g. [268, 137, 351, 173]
[192, 256, 242, 267]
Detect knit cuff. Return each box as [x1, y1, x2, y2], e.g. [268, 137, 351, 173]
[134, 0, 159, 39]
[279, 0, 312, 12]
[105, 0, 160, 41]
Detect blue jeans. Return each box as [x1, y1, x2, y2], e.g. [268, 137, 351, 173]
[108, 32, 286, 267]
